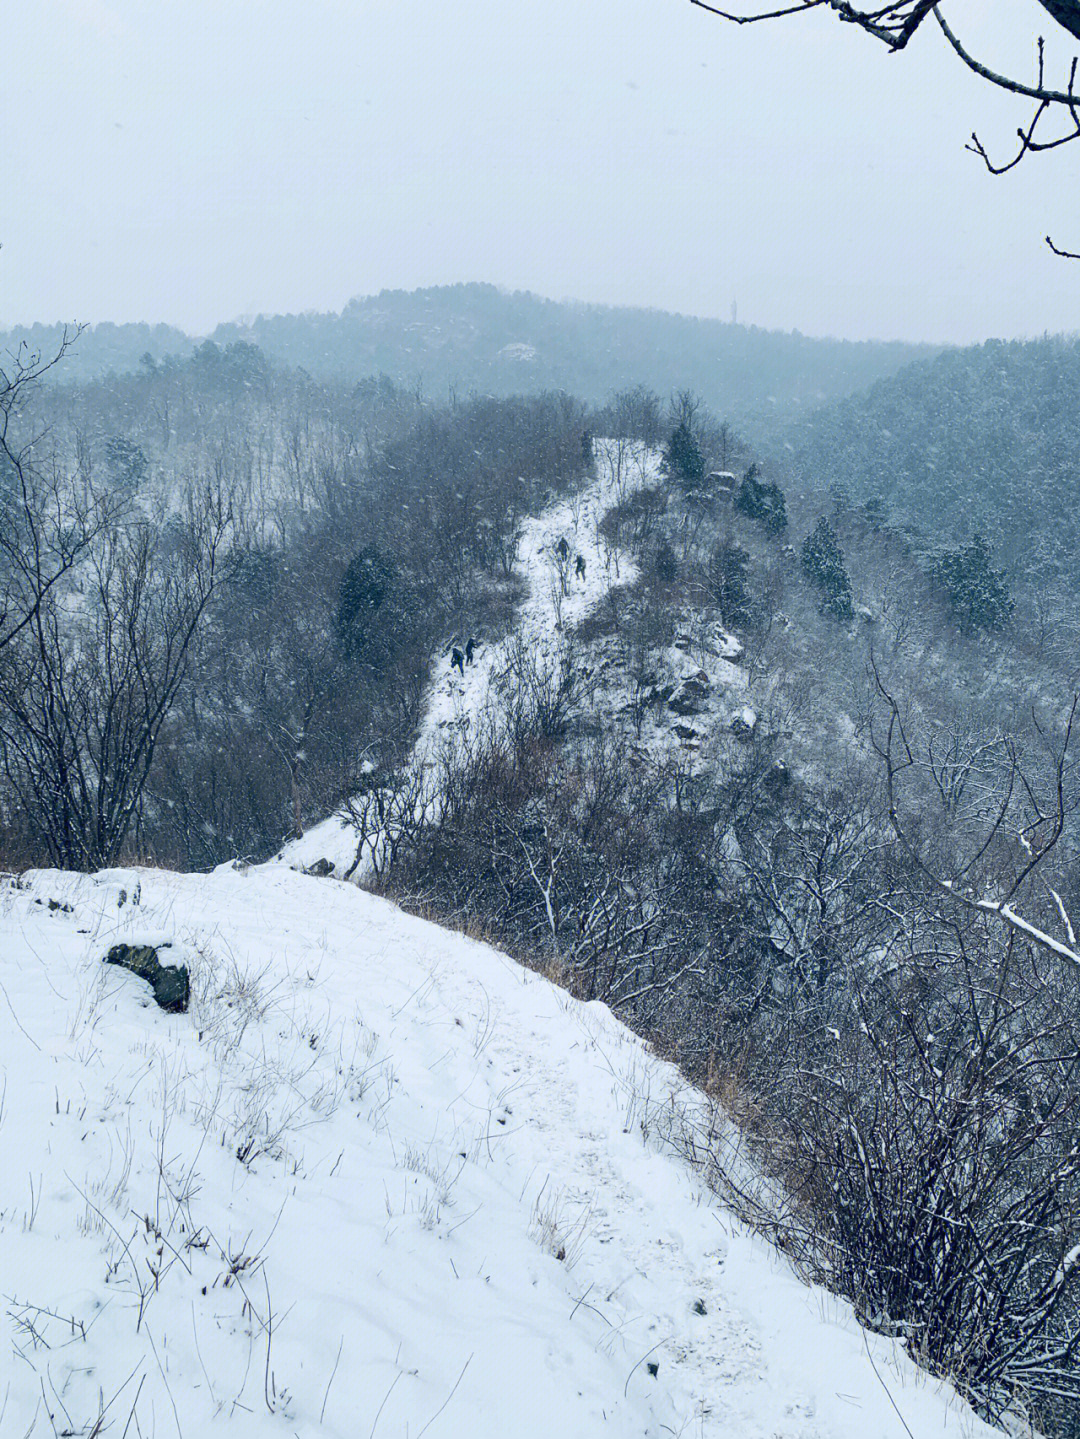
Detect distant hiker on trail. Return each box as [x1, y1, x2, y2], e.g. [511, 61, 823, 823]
[465, 637, 476, 665]
[450, 647, 464, 676]
[556, 536, 570, 561]
[575, 554, 586, 581]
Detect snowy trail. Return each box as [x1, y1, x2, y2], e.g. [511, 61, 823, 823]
[279, 439, 661, 877]
[1, 863, 994, 1439]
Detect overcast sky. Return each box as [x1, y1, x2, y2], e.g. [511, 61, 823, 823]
[4, 0, 1080, 344]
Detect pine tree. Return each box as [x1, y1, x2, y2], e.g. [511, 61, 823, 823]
[734, 464, 787, 535]
[931, 533, 1013, 631]
[653, 537, 679, 583]
[801, 517, 854, 622]
[103, 435, 148, 492]
[664, 421, 705, 495]
[336, 544, 413, 666]
[581, 429, 595, 472]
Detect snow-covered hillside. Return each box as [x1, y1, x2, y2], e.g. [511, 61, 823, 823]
[281, 439, 755, 880]
[280, 440, 662, 878]
[1, 863, 995, 1438]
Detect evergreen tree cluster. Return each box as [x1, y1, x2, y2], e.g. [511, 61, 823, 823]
[931, 534, 1013, 632]
[336, 544, 418, 669]
[734, 464, 787, 534]
[801, 517, 854, 622]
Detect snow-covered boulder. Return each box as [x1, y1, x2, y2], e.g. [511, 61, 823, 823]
[730, 705, 758, 741]
[496, 341, 538, 363]
[104, 940, 190, 1012]
[667, 670, 712, 716]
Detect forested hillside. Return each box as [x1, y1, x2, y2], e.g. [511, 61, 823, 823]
[0, 320, 195, 381]
[3, 284, 933, 437]
[784, 335, 1080, 587]
[0, 338, 592, 869]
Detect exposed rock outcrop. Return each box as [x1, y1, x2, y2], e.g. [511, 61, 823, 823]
[104, 943, 190, 1013]
[667, 671, 712, 716]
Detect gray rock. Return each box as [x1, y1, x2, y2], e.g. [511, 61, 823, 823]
[306, 857, 335, 877]
[667, 671, 711, 716]
[104, 943, 190, 1013]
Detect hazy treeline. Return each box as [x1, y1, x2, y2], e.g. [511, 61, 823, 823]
[0, 319, 194, 382]
[2, 283, 933, 438]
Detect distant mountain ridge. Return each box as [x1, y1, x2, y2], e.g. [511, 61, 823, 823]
[2, 283, 935, 439]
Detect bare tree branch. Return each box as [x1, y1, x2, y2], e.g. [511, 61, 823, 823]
[693, 1, 1080, 250]
[0, 327, 120, 653]
[871, 656, 1080, 971]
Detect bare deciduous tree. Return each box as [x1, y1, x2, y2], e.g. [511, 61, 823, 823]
[0, 328, 115, 653]
[872, 659, 1080, 970]
[0, 491, 231, 869]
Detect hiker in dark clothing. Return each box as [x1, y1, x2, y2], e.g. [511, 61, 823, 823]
[556, 536, 570, 561]
[575, 555, 586, 581]
[465, 637, 476, 665]
[450, 646, 464, 676]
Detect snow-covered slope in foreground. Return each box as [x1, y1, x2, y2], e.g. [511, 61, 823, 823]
[1, 866, 993, 1439]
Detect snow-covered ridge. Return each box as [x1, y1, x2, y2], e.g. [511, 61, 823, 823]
[1, 863, 994, 1438]
[280, 438, 664, 878]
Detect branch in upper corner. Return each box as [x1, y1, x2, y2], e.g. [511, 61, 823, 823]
[693, 2, 1080, 256]
[687, 0, 822, 22]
